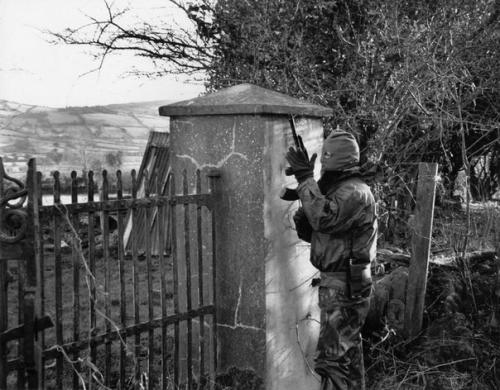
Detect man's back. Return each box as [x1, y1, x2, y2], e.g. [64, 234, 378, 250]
[298, 175, 377, 272]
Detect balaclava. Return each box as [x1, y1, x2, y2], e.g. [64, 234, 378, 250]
[320, 130, 360, 173]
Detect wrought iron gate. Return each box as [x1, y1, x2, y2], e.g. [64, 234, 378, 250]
[0, 157, 219, 389]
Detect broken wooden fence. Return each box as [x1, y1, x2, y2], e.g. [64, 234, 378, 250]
[0, 158, 219, 389]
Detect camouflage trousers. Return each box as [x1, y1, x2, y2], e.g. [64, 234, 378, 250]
[315, 274, 371, 390]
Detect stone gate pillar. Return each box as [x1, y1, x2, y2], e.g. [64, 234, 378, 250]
[160, 84, 332, 389]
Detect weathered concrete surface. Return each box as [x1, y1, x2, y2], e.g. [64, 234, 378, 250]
[170, 114, 324, 388]
[170, 115, 267, 376]
[165, 84, 332, 388]
[263, 116, 322, 390]
[160, 83, 332, 117]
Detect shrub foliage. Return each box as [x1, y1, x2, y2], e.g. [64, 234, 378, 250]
[53, 0, 500, 203]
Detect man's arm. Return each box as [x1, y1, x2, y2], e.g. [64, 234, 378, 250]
[284, 146, 363, 234]
[293, 207, 312, 243]
[297, 178, 364, 235]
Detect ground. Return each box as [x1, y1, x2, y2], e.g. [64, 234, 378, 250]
[4, 200, 500, 389]
[365, 201, 500, 390]
[365, 255, 500, 389]
[6, 243, 178, 389]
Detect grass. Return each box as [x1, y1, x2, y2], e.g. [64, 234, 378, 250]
[4, 198, 499, 389]
[365, 256, 500, 389]
[365, 203, 500, 390]
[5, 219, 215, 389]
[6, 249, 174, 389]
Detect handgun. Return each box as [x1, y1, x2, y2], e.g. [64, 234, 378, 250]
[280, 115, 308, 201]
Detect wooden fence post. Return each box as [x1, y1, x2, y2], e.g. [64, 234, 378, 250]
[404, 162, 439, 338]
[24, 158, 43, 388]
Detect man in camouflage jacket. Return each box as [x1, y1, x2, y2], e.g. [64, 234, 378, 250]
[285, 130, 377, 390]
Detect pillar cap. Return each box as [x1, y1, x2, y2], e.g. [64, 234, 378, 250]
[158, 83, 333, 117]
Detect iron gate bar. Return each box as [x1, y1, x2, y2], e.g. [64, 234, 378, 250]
[1, 162, 219, 389]
[52, 170, 64, 390]
[17, 239, 26, 388]
[36, 170, 46, 390]
[24, 158, 43, 388]
[0, 315, 53, 343]
[170, 173, 180, 387]
[208, 168, 221, 383]
[87, 170, 97, 384]
[131, 168, 142, 382]
[0, 253, 7, 389]
[196, 170, 206, 383]
[144, 169, 154, 390]
[158, 174, 168, 390]
[117, 170, 127, 388]
[38, 193, 213, 216]
[0, 157, 18, 390]
[71, 171, 80, 390]
[182, 169, 194, 389]
[131, 169, 141, 381]
[4, 305, 216, 370]
[101, 170, 111, 387]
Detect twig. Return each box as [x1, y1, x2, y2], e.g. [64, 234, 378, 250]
[295, 315, 321, 382]
[54, 203, 97, 285]
[402, 357, 477, 383]
[370, 325, 396, 351]
[53, 202, 141, 386]
[42, 345, 95, 390]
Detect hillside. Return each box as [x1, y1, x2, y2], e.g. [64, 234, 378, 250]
[0, 99, 171, 178]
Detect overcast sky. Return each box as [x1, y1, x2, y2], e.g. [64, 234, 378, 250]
[0, 0, 205, 107]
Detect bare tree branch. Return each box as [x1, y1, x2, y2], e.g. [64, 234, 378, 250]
[49, 0, 214, 75]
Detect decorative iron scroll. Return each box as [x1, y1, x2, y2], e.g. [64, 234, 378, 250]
[0, 159, 28, 243]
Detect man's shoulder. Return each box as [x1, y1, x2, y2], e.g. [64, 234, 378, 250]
[334, 176, 369, 192]
[331, 177, 374, 203]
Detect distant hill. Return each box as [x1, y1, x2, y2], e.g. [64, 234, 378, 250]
[0, 99, 171, 179]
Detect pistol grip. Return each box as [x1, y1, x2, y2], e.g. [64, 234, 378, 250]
[279, 187, 300, 201]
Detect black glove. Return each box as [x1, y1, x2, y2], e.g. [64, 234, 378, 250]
[293, 207, 312, 243]
[285, 147, 317, 183]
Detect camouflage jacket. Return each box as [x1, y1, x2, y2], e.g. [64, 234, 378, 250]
[296, 172, 377, 272]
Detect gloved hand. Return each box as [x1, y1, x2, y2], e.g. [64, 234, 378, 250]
[285, 147, 317, 182]
[293, 207, 312, 242]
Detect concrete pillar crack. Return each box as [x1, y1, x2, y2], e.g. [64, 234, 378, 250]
[176, 123, 248, 170]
